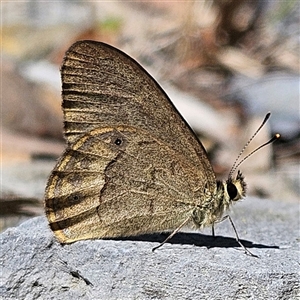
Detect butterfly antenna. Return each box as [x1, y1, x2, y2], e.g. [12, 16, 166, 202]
[228, 112, 279, 179]
[229, 133, 280, 177]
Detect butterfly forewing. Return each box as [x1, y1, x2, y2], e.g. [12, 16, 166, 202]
[61, 41, 215, 183]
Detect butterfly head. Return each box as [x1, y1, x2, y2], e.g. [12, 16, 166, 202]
[211, 170, 246, 222]
[225, 170, 246, 202]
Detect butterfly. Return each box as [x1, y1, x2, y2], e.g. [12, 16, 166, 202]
[45, 40, 278, 255]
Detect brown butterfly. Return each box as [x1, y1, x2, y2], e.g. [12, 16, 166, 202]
[44, 40, 278, 255]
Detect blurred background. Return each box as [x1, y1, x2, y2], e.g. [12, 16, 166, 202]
[1, 0, 299, 231]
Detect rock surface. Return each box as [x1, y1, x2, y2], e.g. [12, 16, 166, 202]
[0, 197, 299, 300]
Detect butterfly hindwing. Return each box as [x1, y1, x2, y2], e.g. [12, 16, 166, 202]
[45, 126, 207, 243]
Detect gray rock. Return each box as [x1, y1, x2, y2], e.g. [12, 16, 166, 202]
[0, 197, 299, 300]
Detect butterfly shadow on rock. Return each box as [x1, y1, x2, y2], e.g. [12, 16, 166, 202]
[110, 232, 280, 251]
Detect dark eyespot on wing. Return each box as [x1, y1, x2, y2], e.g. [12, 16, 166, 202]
[114, 138, 122, 146]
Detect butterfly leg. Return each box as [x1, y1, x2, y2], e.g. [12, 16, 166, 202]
[211, 215, 228, 237]
[223, 215, 258, 258]
[152, 216, 191, 252]
[211, 223, 215, 237]
[206, 223, 216, 250]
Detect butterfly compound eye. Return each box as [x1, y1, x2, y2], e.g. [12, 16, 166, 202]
[227, 182, 238, 200]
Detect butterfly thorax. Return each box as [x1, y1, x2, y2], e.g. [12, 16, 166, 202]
[192, 170, 246, 228]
